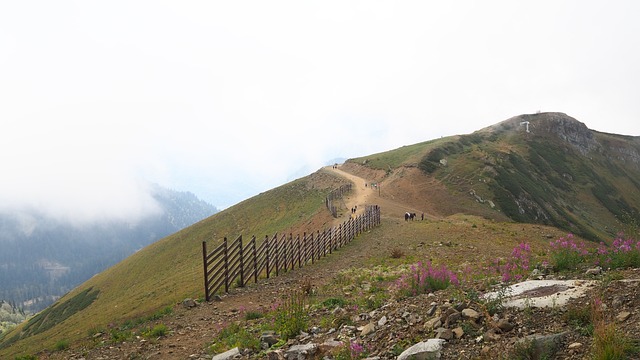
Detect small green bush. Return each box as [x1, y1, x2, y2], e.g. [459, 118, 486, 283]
[592, 297, 638, 360]
[321, 297, 347, 309]
[563, 303, 593, 336]
[244, 311, 264, 321]
[53, 339, 69, 351]
[274, 290, 307, 340]
[144, 324, 167, 338]
[209, 322, 260, 354]
[110, 328, 132, 343]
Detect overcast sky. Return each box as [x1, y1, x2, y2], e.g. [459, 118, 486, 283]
[1, 1, 638, 222]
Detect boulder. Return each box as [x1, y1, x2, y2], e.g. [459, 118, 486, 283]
[211, 347, 240, 360]
[285, 343, 318, 360]
[397, 339, 446, 360]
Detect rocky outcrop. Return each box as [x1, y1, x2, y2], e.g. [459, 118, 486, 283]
[499, 112, 640, 167]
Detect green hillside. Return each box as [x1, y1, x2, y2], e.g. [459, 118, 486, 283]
[2, 112, 639, 358]
[0, 171, 347, 356]
[352, 112, 640, 242]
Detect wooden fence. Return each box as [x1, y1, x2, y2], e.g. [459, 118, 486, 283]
[202, 204, 380, 301]
[325, 183, 352, 218]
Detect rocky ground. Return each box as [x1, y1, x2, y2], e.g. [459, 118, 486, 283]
[36, 266, 640, 360]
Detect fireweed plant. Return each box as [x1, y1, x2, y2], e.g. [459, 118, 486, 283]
[493, 242, 532, 282]
[549, 234, 590, 271]
[349, 341, 366, 359]
[599, 234, 640, 269]
[394, 261, 459, 297]
[547, 233, 640, 271]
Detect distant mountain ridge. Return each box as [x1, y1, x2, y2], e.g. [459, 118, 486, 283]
[0, 186, 217, 313]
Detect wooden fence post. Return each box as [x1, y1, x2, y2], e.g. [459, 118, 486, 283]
[252, 236, 258, 283]
[238, 235, 244, 287]
[202, 241, 209, 301]
[274, 233, 280, 276]
[223, 237, 229, 293]
[265, 235, 271, 279]
[298, 234, 303, 268]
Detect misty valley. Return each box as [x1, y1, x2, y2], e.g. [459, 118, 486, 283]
[0, 186, 217, 317]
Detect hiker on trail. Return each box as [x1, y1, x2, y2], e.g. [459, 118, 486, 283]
[421, 213, 424, 220]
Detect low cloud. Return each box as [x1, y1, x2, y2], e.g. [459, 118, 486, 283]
[0, 121, 162, 224]
[0, 1, 638, 221]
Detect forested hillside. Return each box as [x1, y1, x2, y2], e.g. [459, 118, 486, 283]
[0, 186, 217, 313]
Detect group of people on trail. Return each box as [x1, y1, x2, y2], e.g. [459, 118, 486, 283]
[351, 205, 358, 214]
[405, 212, 425, 221]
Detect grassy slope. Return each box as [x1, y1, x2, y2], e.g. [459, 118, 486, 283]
[340, 122, 640, 241]
[348, 117, 639, 243]
[3, 115, 639, 357]
[0, 170, 345, 356]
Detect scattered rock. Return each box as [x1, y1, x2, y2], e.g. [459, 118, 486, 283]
[424, 317, 441, 330]
[452, 327, 464, 339]
[427, 302, 438, 316]
[211, 347, 240, 360]
[183, 298, 197, 309]
[496, 319, 515, 333]
[285, 343, 318, 360]
[616, 311, 632, 322]
[359, 322, 376, 336]
[397, 339, 446, 360]
[260, 331, 280, 347]
[585, 267, 602, 276]
[518, 331, 569, 359]
[461, 308, 480, 321]
[434, 327, 453, 340]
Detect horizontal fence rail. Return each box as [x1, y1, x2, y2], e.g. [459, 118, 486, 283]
[202, 204, 380, 301]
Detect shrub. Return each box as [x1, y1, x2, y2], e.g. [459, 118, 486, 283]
[273, 290, 307, 340]
[209, 322, 260, 354]
[244, 311, 264, 321]
[591, 297, 637, 360]
[390, 248, 404, 259]
[110, 328, 132, 343]
[564, 302, 593, 336]
[493, 242, 531, 282]
[605, 234, 640, 269]
[321, 297, 347, 309]
[548, 234, 589, 271]
[53, 339, 69, 351]
[349, 340, 367, 359]
[144, 324, 167, 338]
[394, 261, 458, 297]
[333, 340, 368, 360]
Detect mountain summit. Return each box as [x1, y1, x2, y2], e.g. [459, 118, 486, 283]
[398, 112, 640, 241]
